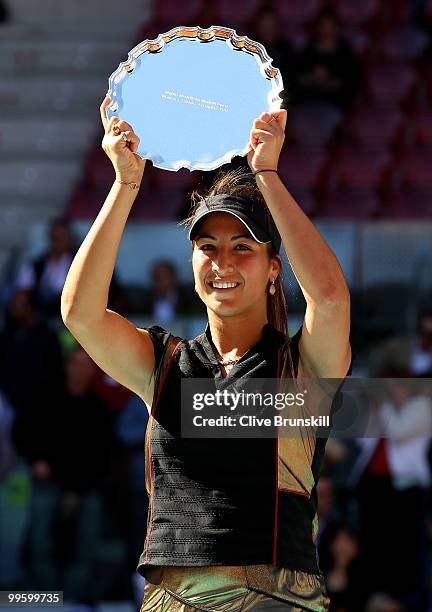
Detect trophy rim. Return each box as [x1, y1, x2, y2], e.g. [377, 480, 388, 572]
[107, 25, 284, 172]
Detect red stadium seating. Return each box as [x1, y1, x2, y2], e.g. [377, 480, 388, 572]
[331, 0, 379, 26]
[145, 165, 199, 192]
[384, 189, 432, 218]
[284, 24, 308, 52]
[287, 104, 342, 149]
[68, 189, 104, 219]
[278, 148, 327, 193]
[396, 148, 432, 189]
[331, 148, 392, 190]
[288, 189, 318, 216]
[83, 149, 114, 190]
[378, 25, 428, 62]
[366, 63, 417, 105]
[323, 188, 381, 218]
[423, 65, 432, 103]
[130, 186, 184, 220]
[155, 0, 204, 24]
[347, 105, 405, 150]
[215, 0, 263, 26]
[274, 0, 323, 25]
[410, 106, 432, 147]
[343, 28, 371, 57]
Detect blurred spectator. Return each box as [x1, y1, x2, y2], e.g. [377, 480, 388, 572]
[142, 259, 203, 322]
[0, 289, 63, 411]
[294, 10, 361, 108]
[317, 476, 342, 569]
[15, 216, 126, 321]
[365, 592, 404, 612]
[12, 347, 124, 597]
[115, 395, 149, 578]
[370, 310, 432, 377]
[350, 377, 432, 607]
[250, 6, 295, 105]
[0, 388, 30, 588]
[92, 369, 132, 414]
[0, 390, 17, 479]
[15, 217, 75, 320]
[13, 346, 118, 497]
[316, 478, 362, 609]
[325, 525, 362, 612]
[0, 0, 9, 23]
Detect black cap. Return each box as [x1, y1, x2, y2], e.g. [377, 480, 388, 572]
[188, 194, 281, 252]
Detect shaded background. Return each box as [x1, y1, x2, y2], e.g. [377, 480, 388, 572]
[1, 0, 432, 610]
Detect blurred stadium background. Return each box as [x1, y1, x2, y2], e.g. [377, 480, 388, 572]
[0, 0, 432, 610]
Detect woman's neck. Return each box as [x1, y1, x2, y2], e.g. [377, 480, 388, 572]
[207, 309, 268, 360]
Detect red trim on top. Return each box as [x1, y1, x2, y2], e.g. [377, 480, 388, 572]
[273, 345, 282, 566]
[144, 340, 183, 563]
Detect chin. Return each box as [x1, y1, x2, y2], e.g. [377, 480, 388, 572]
[207, 300, 248, 318]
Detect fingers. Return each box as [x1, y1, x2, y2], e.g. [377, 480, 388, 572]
[257, 109, 288, 131]
[111, 119, 134, 134]
[253, 118, 278, 132]
[100, 95, 136, 136]
[260, 109, 288, 129]
[117, 130, 140, 147]
[100, 95, 110, 131]
[250, 128, 274, 143]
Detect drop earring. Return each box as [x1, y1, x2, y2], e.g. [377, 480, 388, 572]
[269, 279, 276, 295]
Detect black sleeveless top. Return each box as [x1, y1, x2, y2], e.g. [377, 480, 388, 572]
[137, 322, 343, 577]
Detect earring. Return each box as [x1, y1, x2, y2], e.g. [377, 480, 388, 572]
[269, 279, 276, 295]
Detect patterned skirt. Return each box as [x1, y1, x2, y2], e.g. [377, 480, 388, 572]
[140, 565, 330, 611]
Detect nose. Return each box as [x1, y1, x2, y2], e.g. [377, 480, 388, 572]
[211, 250, 234, 276]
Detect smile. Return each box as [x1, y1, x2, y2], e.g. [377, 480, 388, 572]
[208, 281, 240, 290]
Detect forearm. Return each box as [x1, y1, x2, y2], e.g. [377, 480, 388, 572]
[61, 181, 138, 326]
[256, 172, 349, 304]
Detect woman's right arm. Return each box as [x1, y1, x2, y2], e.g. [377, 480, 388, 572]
[61, 96, 155, 406]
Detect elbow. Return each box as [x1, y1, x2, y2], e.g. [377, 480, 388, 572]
[315, 286, 351, 313]
[61, 290, 103, 332]
[60, 289, 80, 329]
[61, 296, 74, 328]
[326, 288, 350, 309]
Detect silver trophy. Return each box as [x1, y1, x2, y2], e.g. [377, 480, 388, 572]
[107, 25, 283, 171]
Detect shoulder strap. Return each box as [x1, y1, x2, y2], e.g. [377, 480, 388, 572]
[144, 333, 182, 496]
[151, 333, 183, 415]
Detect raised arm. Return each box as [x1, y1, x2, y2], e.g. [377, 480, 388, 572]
[248, 110, 351, 379]
[61, 96, 156, 406]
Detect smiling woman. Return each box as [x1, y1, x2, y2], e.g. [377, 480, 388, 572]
[180, 170, 289, 343]
[61, 97, 351, 611]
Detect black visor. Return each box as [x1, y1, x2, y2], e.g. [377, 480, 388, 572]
[188, 194, 281, 252]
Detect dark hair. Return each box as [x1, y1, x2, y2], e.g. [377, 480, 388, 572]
[179, 168, 288, 336]
[152, 259, 177, 278]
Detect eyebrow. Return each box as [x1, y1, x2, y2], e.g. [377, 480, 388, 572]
[196, 234, 253, 241]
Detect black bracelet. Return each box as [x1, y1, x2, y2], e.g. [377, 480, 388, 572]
[253, 169, 278, 177]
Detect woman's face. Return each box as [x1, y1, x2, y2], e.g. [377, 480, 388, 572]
[191, 212, 279, 318]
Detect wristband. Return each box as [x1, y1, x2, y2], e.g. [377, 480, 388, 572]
[253, 169, 278, 177]
[116, 179, 140, 190]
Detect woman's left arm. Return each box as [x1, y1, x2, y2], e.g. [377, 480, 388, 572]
[248, 109, 351, 379]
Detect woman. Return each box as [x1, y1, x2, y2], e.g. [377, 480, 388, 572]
[61, 96, 351, 611]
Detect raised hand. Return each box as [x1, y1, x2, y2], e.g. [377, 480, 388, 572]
[247, 109, 287, 174]
[100, 95, 146, 184]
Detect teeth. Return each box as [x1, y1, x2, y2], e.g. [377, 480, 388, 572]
[212, 281, 238, 289]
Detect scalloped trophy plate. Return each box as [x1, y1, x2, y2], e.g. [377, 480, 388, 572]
[106, 25, 283, 172]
